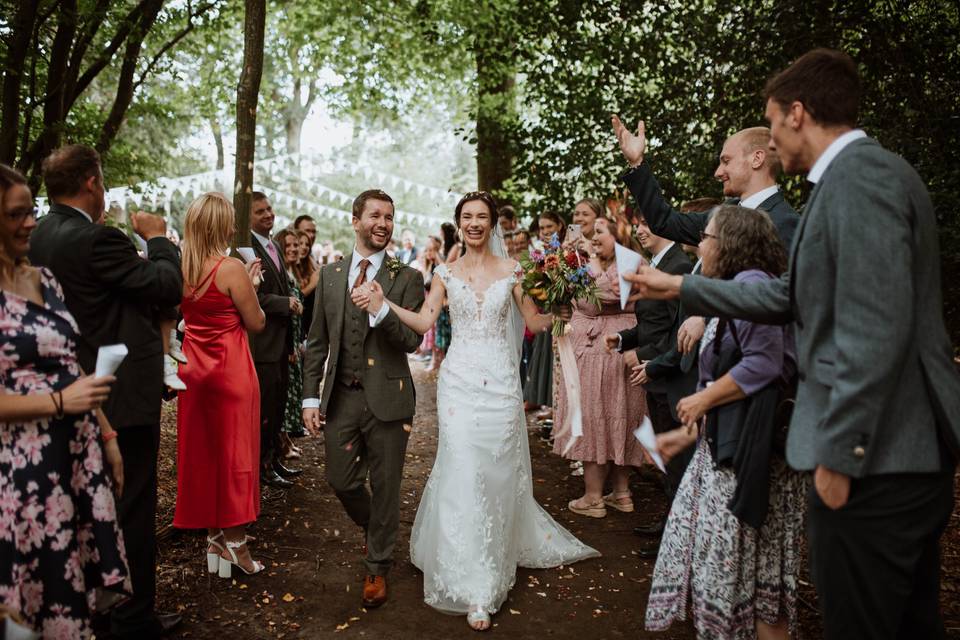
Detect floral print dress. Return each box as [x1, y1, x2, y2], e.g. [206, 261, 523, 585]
[0, 268, 130, 638]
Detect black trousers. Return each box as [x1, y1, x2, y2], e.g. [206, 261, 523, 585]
[110, 423, 161, 638]
[647, 391, 692, 501]
[808, 467, 955, 640]
[256, 359, 289, 469]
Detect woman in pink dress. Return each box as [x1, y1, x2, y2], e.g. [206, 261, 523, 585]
[553, 218, 649, 518]
[174, 193, 266, 578]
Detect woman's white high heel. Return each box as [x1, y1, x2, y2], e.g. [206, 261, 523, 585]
[217, 539, 265, 579]
[206, 533, 225, 574]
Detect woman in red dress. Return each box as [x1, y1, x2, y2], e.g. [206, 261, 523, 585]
[174, 193, 266, 578]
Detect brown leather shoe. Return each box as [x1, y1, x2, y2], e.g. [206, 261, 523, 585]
[362, 575, 387, 608]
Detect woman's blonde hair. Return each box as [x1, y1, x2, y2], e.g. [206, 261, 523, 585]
[0, 164, 29, 280]
[182, 192, 235, 287]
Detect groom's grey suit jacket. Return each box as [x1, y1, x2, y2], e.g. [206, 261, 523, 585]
[302, 254, 425, 422]
[680, 137, 960, 477]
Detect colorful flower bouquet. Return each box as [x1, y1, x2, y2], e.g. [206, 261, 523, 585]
[519, 234, 600, 336]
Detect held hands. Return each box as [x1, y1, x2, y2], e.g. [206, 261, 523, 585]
[351, 281, 385, 314]
[611, 115, 647, 167]
[62, 375, 115, 413]
[130, 211, 167, 241]
[814, 465, 851, 510]
[289, 296, 303, 315]
[677, 316, 706, 354]
[622, 266, 683, 300]
[629, 361, 649, 387]
[302, 408, 325, 435]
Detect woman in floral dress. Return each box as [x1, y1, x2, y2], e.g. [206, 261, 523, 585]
[276, 229, 306, 445]
[0, 164, 129, 638]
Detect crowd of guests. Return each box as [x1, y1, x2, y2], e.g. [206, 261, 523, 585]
[0, 47, 957, 640]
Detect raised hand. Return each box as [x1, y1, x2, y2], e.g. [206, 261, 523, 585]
[622, 266, 683, 300]
[130, 211, 167, 241]
[61, 375, 115, 413]
[611, 115, 647, 167]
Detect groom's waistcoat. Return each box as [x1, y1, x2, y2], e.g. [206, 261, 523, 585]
[337, 286, 368, 387]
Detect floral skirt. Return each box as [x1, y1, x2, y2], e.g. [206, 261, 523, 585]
[645, 438, 807, 639]
[283, 358, 305, 437]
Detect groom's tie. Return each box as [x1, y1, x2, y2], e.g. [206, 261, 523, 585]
[353, 259, 371, 289]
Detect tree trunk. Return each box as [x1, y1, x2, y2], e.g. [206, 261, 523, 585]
[0, 0, 40, 165]
[24, 0, 78, 192]
[210, 117, 224, 170]
[233, 0, 267, 246]
[475, 43, 516, 198]
[96, 0, 164, 154]
[285, 114, 304, 155]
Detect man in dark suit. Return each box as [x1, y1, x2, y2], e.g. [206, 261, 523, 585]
[604, 218, 691, 553]
[611, 118, 799, 251]
[29, 144, 183, 639]
[248, 192, 302, 488]
[626, 49, 960, 640]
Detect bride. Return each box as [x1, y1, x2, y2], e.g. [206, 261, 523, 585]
[353, 191, 599, 631]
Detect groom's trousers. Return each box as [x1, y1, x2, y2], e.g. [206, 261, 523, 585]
[324, 384, 410, 576]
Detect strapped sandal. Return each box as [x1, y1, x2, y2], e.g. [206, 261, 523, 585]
[568, 497, 606, 518]
[206, 533, 225, 574]
[602, 491, 635, 513]
[218, 539, 265, 579]
[467, 606, 491, 631]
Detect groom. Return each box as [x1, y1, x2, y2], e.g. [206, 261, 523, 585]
[302, 189, 425, 608]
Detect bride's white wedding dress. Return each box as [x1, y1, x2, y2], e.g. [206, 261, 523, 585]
[410, 263, 599, 615]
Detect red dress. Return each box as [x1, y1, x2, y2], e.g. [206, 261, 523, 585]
[174, 258, 260, 529]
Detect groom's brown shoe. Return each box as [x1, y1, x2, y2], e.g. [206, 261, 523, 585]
[362, 575, 387, 608]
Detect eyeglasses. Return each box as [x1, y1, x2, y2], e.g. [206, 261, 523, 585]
[4, 207, 38, 223]
[699, 231, 718, 242]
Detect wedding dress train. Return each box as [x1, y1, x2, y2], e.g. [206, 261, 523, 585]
[410, 263, 599, 615]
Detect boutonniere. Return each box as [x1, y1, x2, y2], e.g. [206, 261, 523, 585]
[385, 256, 404, 280]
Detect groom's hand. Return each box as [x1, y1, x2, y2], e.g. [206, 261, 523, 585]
[303, 407, 325, 434]
[611, 115, 646, 168]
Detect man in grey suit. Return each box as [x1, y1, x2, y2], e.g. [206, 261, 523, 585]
[627, 49, 959, 640]
[301, 189, 424, 610]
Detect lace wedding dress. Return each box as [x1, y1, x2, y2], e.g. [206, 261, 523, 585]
[410, 263, 599, 615]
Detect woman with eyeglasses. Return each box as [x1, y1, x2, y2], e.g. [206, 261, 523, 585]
[644, 205, 805, 640]
[0, 164, 130, 637]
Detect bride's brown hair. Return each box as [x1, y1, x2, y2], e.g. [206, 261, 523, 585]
[454, 191, 499, 228]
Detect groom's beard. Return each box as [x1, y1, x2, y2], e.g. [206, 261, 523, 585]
[360, 229, 391, 253]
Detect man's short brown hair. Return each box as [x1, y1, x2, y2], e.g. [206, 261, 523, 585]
[352, 189, 394, 219]
[42, 144, 101, 199]
[764, 48, 860, 128]
[738, 126, 782, 177]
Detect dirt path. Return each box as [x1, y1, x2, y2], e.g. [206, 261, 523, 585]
[154, 365, 960, 639]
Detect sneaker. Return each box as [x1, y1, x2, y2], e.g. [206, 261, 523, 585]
[163, 355, 186, 391]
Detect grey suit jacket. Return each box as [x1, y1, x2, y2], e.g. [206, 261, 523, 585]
[680, 137, 960, 477]
[302, 254, 425, 422]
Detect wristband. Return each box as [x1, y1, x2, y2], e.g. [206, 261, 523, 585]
[52, 391, 64, 419]
[101, 430, 118, 443]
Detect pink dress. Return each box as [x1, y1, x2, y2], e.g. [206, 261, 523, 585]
[553, 262, 649, 465]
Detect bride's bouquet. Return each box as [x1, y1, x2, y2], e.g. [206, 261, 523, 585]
[519, 233, 600, 337]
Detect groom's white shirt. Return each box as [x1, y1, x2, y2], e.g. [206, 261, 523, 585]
[302, 246, 390, 409]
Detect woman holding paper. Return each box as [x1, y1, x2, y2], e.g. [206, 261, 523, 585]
[644, 206, 804, 640]
[174, 193, 267, 579]
[0, 164, 131, 637]
[553, 218, 649, 517]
